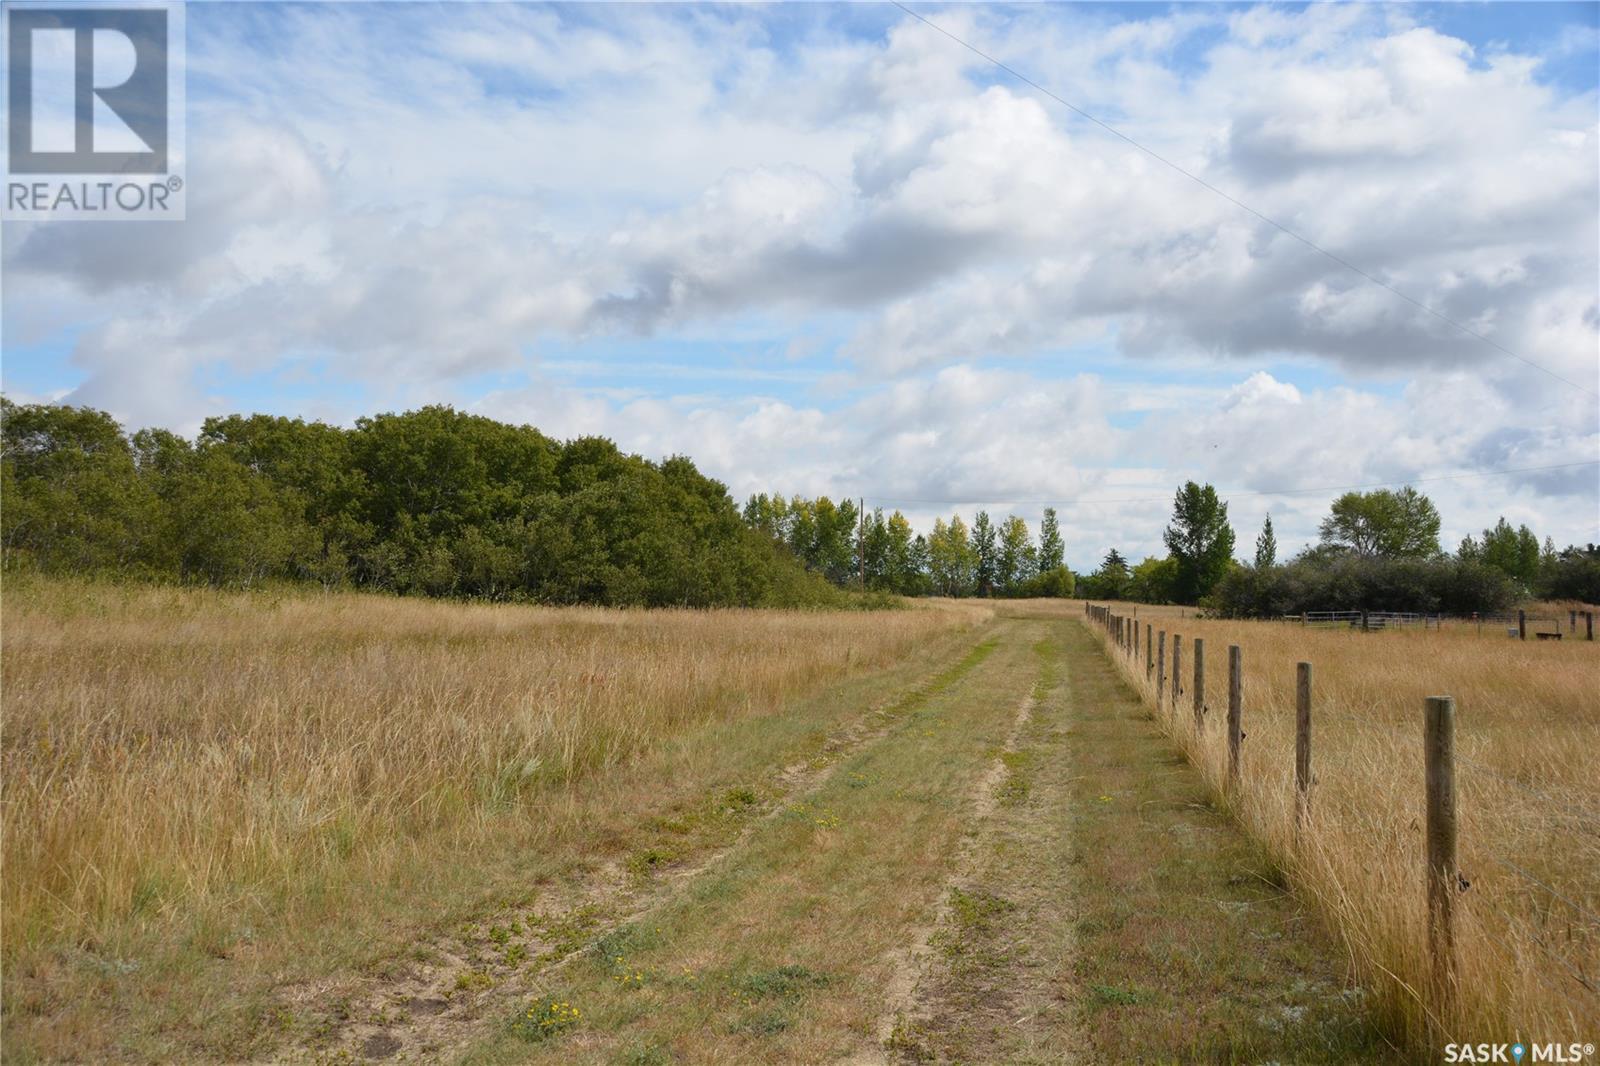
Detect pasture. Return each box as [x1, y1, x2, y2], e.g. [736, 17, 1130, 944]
[1, 578, 1593, 1063]
[1085, 602, 1599, 1048]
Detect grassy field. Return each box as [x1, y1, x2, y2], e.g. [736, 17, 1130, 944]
[1081, 600, 1600, 1049]
[1, 581, 1400, 1063]
[1, 577, 983, 1060]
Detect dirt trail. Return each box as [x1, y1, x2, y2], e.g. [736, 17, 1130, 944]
[272, 633, 999, 1064]
[871, 629, 1086, 1066]
[457, 621, 1039, 1065]
[286, 610, 1388, 1065]
[860, 686, 1037, 1062]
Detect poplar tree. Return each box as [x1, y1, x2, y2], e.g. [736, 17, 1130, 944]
[1164, 481, 1236, 604]
[1038, 507, 1065, 571]
[997, 515, 1031, 593]
[972, 511, 997, 596]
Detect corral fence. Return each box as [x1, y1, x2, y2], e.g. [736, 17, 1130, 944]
[1281, 608, 1595, 640]
[1284, 610, 1445, 630]
[1080, 601, 1598, 1046]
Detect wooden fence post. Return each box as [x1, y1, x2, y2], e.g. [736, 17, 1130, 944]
[1587, 611, 1594, 641]
[1192, 638, 1205, 733]
[1134, 621, 1139, 659]
[1295, 662, 1312, 832]
[1172, 635, 1183, 706]
[1227, 645, 1242, 787]
[1518, 609, 1526, 640]
[1425, 695, 1458, 1020]
[1570, 609, 1577, 634]
[1157, 631, 1166, 707]
[1146, 624, 1153, 678]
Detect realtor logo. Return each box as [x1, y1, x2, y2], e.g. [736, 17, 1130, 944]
[4, 0, 185, 219]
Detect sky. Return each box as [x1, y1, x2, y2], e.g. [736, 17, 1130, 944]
[4, 0, 1598, 569]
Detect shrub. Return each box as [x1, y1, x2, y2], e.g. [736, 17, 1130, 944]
[1205, 555, 1519, 618]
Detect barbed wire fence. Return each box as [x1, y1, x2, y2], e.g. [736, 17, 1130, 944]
[1083, 602, 1600, 1044]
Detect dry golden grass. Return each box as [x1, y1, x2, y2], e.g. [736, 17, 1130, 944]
[1080, 599, 1600, 1048]
[0, 576, 976, 1047]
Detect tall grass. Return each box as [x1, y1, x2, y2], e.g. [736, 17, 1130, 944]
[1, 576, 972, 980]
[1084, 602, 1600, 1048]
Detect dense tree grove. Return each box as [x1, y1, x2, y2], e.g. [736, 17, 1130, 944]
[2, 400, 843, 607]
[6, 399, 1591, 613]
[1205, 556, 1522, 617]
[1086, 484, 1596, 616]
[740, 497, 1073, 599]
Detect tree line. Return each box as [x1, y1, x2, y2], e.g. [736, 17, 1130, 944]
[0, 399, 845, 608]
[741, 495, 1073, 598]
[5, 398, 1593, 614]
[1075, 483, 1599, 616]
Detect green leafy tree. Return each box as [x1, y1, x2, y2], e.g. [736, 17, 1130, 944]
[1254, 513, 1277, 570]
[996, 515, 1031, 594]
[1015, 565, 1075, 597]
[1128, 556, 1179, 604]
[742, 492, 791, 541]
[1475, 517, 1542, 585]
[972, 511, 997, 596]
[908, 533, 933, 593]
[928, 514, 976, 597]
[886, 511, 923, 594]
[138, 435, 317, 587]
[1164, 481, 1236, 604]
[1318, 487, 1440, 558]
[1540, 544, 1600, 603]
[809, 497, 860, 585]
[1038, 507, 1064, 572]
[1083, 548, 1130, 599]
[861, 508, 891, 589]
[200, 413, 369, 585]
[1, 399, 155, 572]
[2, 398, 844, 607]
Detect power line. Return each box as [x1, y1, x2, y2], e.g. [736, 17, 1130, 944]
[889, 2, 1600, 399]
[860, 458, 1600, 508]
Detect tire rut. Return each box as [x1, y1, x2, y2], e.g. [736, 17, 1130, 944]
[855, 678, 1040, 1065]
[268, 632, 999, 1064]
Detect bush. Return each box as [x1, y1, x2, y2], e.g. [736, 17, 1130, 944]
[1013, 565, 1075, 598]
[1539, 547, 1600, 605]
[1205, 555, 1519, 618]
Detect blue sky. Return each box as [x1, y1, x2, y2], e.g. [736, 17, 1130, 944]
[4, 1, 1598, 566]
